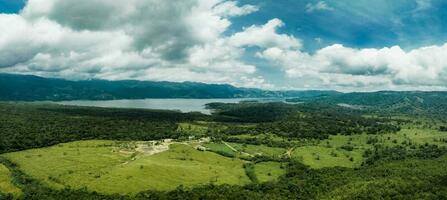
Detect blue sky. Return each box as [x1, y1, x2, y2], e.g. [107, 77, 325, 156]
[3, 0, 447, 50]
[0, 0, 24, 13]
[230, 0, 447, 51]
[229, 0, 447, 88]
[1, 0, 447, 91]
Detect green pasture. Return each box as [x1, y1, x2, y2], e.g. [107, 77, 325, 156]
[254, 162, 286, 183]
[2, 141, 250, 195]
[0, 163, 22, 198]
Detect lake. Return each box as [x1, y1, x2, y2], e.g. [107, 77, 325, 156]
[55, 98, 284, 114]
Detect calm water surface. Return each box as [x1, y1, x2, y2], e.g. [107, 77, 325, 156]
[55, 98, 283, 114]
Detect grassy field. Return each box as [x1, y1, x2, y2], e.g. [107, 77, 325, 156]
[1, 126, 445, 195]
[323, 128, 447, 149]
[203, 142, 237, 157]
[204, 142, 286, 159]
[0, 163, 22, 198]
[292, 146, 363, 168]
[291, 128, 447, 169]
[203, 128, 447, 169]
[177, 122, 210, 136]
[254, 162, 286, 183]
[2, 140, 250, 195]
[227, 133, 318, 147]
[228, 142, 286, 158]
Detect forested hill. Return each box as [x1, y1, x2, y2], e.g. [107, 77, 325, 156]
[0, 73, 338, 101]
[289, 91, 447, 116]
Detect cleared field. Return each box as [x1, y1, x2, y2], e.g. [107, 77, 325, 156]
[323, 128, 447, 150]
[228, 143, 286, 158]
[204, 142, 237, 157]
[2, 128, 444, 195]
[204, 142, 286, 159]
[292, 128, 447, 169]
[2, 140, 250, 195]
[396, 128, 447, 146]
[0, 164, 22, 198]
[254, 162, 286, 183]
[292, 146, 363, 169]
[177, 122, 209, 136]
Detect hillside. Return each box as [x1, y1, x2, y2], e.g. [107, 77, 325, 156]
[0, 74, 338, 101]
[288, 91, 447, 117]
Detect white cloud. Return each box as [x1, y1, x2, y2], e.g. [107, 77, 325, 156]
[258, 43, 447, 91]
[0, 0, 274, 88]
[229, 18, 302, 49]
[2, 0, 447, 91]
[212, 1, 259, 17]
[305, 1, 334, 13]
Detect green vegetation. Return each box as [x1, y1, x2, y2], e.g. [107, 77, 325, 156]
[292, 146, 362, 168]
[0, 99, 447, 199]
[290, 128, 447, 168]
[204, 142, 237, 158]
[0, 103, 206, 154]
[0, 163, 21, 198]
[177, 122, 209, 137]
[288, 91, 447, 117]
[317, 155, 447, 199]
[2, 141, 250, 195]
[0, 73, 336, 101]
[254, 162, 286, 183]
[209, 102, 400, 139]
[204, 142, 286, 161]
[228, 143, 286, 159]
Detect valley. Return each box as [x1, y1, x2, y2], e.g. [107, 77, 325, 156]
[0, 95, 447, 199]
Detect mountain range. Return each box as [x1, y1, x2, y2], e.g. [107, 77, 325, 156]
[0, 73, 338, 101]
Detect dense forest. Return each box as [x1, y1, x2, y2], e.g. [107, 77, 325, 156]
[0, 103, 206, 153]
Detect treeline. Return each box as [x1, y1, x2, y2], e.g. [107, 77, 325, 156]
[223, 136, 292, 148]
[208, 102, 297, 123]
[0, 103, 207, 154]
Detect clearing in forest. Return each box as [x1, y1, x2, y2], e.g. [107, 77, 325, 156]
[0, 163, 22, 198]
[2, 140, 250, 195]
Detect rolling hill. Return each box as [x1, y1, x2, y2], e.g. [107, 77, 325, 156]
[289, 91, 447, 116]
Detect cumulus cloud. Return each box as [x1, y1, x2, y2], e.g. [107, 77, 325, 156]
[229, 18, 302, 49]
[305, 1, 334, 13]
[0, 0, 277, 88]
[213, 1, 259, 17]
[257, 43, 447, 91]
[1, 0, 447, 91]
